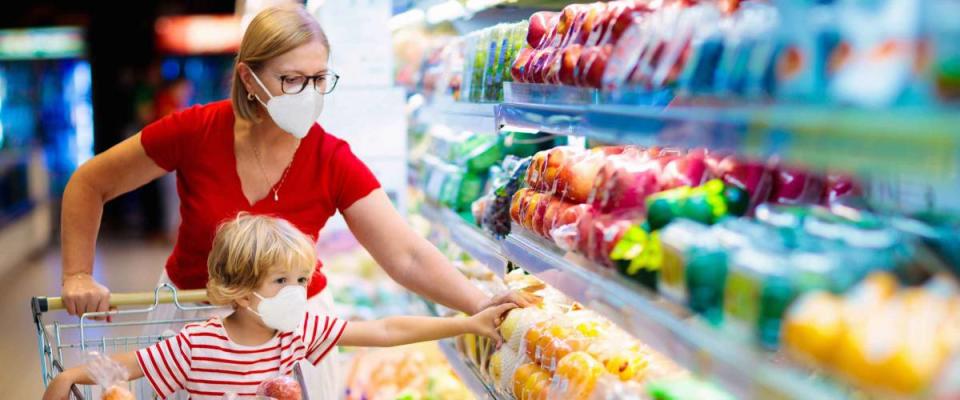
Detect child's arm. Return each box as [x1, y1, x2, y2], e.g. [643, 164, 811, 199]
[339, 303, 516, 347]
[43, 352, 143, 400]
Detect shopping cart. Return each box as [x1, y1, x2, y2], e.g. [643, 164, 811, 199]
[31, 284, 216, 399]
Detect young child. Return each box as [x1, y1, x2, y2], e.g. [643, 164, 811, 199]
[44, 214, 514, 399]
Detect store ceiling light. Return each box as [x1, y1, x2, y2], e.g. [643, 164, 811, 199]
[426, 0, 467, 24]
[389, 9, 426, 31]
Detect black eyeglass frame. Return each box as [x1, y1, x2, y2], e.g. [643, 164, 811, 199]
[279, 72, 340, 95]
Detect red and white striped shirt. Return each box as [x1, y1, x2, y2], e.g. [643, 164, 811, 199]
[136, 312, 347, 399]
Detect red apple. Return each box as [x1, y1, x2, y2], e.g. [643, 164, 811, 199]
[574, 3, 607, 46]
[556, 4, 588, 48]
[822, 173, 863, 206]
[544, 200, 573, 237]
[258, 376, 303, 400]
[543, 48, 564, 84]
[629, 40, 666, 87]
[599, 145, 630, 156]
[574, 46, 599, 87]
[532, 195, 556, 238]
[586, 45, 612, 88]
[769, 167, 826, 205]
[585, 214, 634, 267]
[527, 11, 558, 49]
[659, 152, 710, 190]
[590, 1, 625, 46]
[559, 44, 584, 85]
[511, 47, 536, 83]
[557, 149, 606, 203]
[552, 203, 594, 250]
[608, 6, 652, 45]
[528, 49, 554, 84]
[717, 156, 774, 210]
[590, 153, 662, 213]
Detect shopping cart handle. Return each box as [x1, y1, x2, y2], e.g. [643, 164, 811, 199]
[32, 289, 209, 313]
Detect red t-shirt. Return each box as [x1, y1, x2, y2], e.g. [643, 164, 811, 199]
[141, 100, 380, 297]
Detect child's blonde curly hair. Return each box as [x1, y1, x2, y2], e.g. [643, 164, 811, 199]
[206, 213, 317, 306]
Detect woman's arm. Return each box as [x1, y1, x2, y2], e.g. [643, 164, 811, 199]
[61, 133, 168, 316]
[343, 190, 535, 314]
[338, 303, 515, 347]
[42, 352, 143, 400]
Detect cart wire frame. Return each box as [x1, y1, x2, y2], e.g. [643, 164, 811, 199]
[32, 284, 218, 399]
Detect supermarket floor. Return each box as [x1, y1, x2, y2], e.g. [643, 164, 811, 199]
[0, 239, 172, 398]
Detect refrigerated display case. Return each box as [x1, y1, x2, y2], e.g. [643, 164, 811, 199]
[399, 1, 960, 399]
[0, 26, 90, 274]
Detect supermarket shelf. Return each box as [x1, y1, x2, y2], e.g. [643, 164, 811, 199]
[501, 230, 848, 400]
[419, 102, 499, 134]
[496, 102, 587, 136]
[420, 201, 508, 278]
[493, 101, 960, 180]
[437, 339, 508, 400]
[416, 198, 849, 399]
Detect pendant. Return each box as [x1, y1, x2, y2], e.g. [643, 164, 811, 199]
[273, 191, 279, 202]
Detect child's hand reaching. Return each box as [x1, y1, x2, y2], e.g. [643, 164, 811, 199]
[465, 303, 517, 346]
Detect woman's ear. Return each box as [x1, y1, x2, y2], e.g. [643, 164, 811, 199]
[237, 62, 258, 97]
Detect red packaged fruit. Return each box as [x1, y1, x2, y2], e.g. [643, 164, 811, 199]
[769, 167, 826, 205]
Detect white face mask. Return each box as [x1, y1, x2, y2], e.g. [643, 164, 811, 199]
[247, 285, 308, 332]
[250, 71, 324, 139]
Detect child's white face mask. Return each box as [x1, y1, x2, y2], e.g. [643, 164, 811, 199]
[248, 285, 307, 332]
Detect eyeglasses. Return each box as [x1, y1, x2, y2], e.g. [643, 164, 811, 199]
[279, 72, 340, 95]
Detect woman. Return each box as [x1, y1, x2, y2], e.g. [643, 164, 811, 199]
[59, 5, 527, 398]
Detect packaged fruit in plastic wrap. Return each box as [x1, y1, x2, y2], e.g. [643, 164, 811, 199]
[552, 352, 607, 398]
[549, 203, 597, 250]
[722, 240, 861, 349]
[675, 6, 726, 97]
[829, 0, 927, 108]
[257, 375, 303, 400]
[755, 204, 922, 283]
[773, 1, 844, 103]
[821, 173, 864, 208]
[456, 133, 503, 175]
[658, 219, 718, 306]
[601, 7, 652, 91]
[480, 156, 531, 238]
[574, 211, 641, 267]
[658, 150, 713, 191]
[722, 247, 798, 348]
[525, 146, 582, 196]
[83, 352, 134, 400]
[588, 148, 662, 213]
[527, 11, 559, 49]
[783, 272, 960, 396]
[649, 3, 722, 91]
[345, 343, 473, 400]
[767, 165, 826, 206]
[610, 224, 663, 290]
[645, 179, 750, 230]
[711, 155, 773, 213]
[712, 2, 779, 97]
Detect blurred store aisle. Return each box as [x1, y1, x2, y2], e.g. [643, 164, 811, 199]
[0, 240, 171, 398]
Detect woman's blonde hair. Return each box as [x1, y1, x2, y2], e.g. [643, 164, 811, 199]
[232, 4, 330, 121]
[206, 213, 317, 306]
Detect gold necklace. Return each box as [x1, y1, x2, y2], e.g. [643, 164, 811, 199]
[250, 138, 299, 202]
